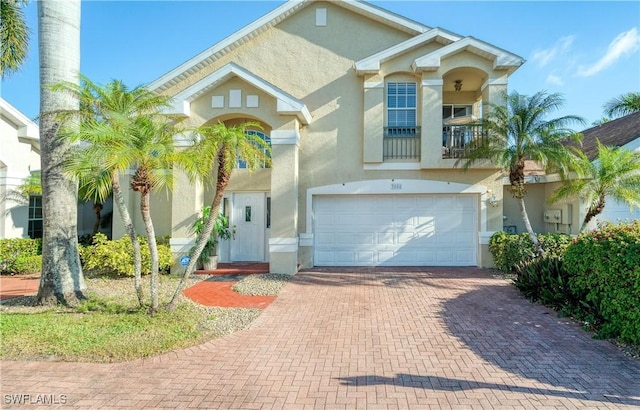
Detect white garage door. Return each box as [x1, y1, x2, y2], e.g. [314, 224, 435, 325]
[313, 194, 477, 266]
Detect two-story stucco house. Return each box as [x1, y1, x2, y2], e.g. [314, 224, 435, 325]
[118, 0, 527, 274]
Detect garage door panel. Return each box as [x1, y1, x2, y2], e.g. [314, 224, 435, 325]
[314, 194, 477, 266]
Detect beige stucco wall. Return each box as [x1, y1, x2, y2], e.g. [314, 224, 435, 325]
[155, 2, 524, 270]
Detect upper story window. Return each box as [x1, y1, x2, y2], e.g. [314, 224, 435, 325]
[387, 82, 417, 127]
[236, 130, 271, 169]
[28, 195, 43, 239]
[443, 104, 473, 121]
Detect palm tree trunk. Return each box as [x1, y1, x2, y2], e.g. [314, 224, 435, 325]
[168, 149, 230, 310]
[140, 192, 159, 312]
[36, 0, 86, 306]
[92, 202, 103, 234]
[112, 173, 144, 306]
[517, 197, 545, 258]
[581, 195, 606, 231]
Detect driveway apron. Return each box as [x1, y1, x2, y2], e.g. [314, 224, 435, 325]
[1, 267, 639, 409]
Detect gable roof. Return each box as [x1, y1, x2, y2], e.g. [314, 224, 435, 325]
[355, 27, 461, 74]
[164, 63, 312, 124]
[149, 0, 430, 94]
[412, 36, 524, 73]
[578, 111, 640, 159]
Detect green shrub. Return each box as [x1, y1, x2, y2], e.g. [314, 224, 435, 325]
[0, 238, 42, 275]
[80, 233, 173, 277]
[564, 221, 640, 344]
[12, 255, 43, 275]
[513, 256, 580, 312]
[489, 231, 573, 272]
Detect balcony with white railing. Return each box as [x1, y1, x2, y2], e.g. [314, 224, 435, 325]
[383, 126, 421, 160]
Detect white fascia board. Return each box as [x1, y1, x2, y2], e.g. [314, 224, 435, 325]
[355, 28, 461, 74]
[167, 63, 312, 124]
[147, 0, 431, 91]
[413, 37, 525, 72]
[148, 0, 307, 92]
[0, 98, 39, 140]
[149, 0, 430, 93]
[341, 0, 430, 35]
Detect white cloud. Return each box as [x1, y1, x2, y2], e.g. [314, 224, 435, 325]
[531, 36, 575, 67]
[578, 27, 640, 77]
[546, 73, 564, 86]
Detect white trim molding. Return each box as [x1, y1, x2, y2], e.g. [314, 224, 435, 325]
[355, 28, 460, 74]
[149, 0, 429, 93]
[421, 79, 444, 87]
[299, 233, 313, 247]
[269, 237, 299, 253]
[363, 162, 421, 171]
[270, 129, 301, 146]
[364, 81, 384, 89]
[162, 62, 312, 125]
[412, 37, 524, 73]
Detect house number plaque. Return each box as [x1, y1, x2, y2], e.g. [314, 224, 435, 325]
[391, 183, 402, 190]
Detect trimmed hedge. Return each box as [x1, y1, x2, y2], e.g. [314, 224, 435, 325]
[564, 221, 640, 345]
[0, 238, 42, 275]
[79, 233, 173, 277]
[489, 231, 573, 273]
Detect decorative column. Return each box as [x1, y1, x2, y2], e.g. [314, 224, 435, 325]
[420, 78, 443, 167]
[268, 126, 300, 274]
[481, 77, 507, 115]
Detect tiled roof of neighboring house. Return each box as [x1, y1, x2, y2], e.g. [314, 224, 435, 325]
[577, 111, 640, 159]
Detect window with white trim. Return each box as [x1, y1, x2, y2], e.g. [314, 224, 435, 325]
[28, 195, 43, 239]
[236, 130, 271, 169]
[387, 82, 417, 127]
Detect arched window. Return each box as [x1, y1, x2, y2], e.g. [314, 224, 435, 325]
[236, 130, 271, 169]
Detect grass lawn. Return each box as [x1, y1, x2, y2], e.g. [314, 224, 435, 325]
[0, 275, 261, 362]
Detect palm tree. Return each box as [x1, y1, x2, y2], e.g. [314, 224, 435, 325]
[0, 0, 29, 77]
[58, 77, 171, 307]
[458, 91, 584, 257]
[549, 141, 640, 231]
[603, 92, 640, 119]
[36, 0, 86, 306]
[168, 122, 270, 309]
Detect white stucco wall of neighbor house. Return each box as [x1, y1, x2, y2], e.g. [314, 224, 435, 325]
[148, 1, 523, 272]
[0, 98, 41, 239]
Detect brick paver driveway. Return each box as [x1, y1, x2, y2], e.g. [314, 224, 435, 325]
[2, 268, 639, 409]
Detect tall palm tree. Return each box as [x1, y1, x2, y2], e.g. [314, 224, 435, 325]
[459, 91, 584, 257]
[168, 122, 270, 309]
[36, 0, 86, 306]
[0, 0, 29, 77]
[603, 92, 640, 119]
[549, 141, 640, 231]
[58, 77, 171, 307]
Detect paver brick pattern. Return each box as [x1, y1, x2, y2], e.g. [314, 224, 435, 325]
[1, 267, 639, 409]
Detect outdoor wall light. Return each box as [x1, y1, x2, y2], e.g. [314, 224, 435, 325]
[487, 194, 499, 207]
[454, 80, 463, 92]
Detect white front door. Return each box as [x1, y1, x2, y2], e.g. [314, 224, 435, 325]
[230, 193, 265, 261]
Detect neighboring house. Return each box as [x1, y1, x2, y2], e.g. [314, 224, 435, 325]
[0, 98, 41, 239]
[583, 112, 640, 226]
[502, 111, 640, 235]
[120, 0, 524, 273]
[0, 98, 112, 240]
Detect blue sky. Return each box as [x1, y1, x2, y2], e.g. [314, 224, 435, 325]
[2, 1, 639, 127]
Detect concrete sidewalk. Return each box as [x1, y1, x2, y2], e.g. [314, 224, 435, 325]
[1, 267, 639, 409]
